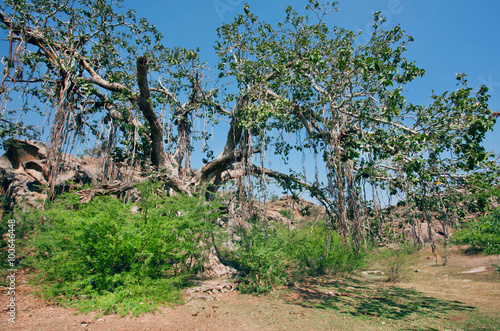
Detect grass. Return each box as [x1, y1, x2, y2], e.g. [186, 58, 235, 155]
[276, 275, 499, 330]
[3, 245, 499, 330]
[269, 244, 500, 331]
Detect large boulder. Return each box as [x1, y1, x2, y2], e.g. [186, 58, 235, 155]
[0, 139, 140, 210]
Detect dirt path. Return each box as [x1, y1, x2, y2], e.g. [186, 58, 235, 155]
[2, 248, 499, 331]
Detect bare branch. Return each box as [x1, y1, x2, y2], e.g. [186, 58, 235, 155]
[80, 58, 133, 95]
[151, 78, 182, 107]
[41, 0, 70, 27]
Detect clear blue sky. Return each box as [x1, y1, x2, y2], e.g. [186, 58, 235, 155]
[123, 0, 500, 153]
[1, 0, 498, 170]
[0, 0, 496, 201]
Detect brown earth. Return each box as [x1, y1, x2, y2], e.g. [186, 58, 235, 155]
[1, 247, 499, 331]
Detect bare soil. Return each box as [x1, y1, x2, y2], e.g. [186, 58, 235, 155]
[1, 247, 499, 331]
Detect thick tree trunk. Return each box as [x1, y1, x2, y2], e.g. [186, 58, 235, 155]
[136, 55, 165, 169]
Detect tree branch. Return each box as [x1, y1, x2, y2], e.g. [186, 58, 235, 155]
[220, 162, 336, 210]
[80, 58, 133, 95]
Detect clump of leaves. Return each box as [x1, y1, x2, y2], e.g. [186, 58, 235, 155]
[452, 207, 500, 255]
[22, 182, 219, 316]
[222, 219, 365, 294]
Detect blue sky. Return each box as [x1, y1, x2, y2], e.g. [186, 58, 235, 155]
[0, 0, 497, 181]
[123, 0, 500, 154]
[0, 0, 496, 202]
[119, 0, 499, 201]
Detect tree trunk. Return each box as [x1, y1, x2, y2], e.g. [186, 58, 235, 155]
[136, 55, 165, 169]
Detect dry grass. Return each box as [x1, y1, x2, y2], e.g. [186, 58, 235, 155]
[2, 246, 499, 330]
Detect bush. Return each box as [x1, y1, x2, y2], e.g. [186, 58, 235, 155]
[377, 242, 417, 282]
[222, 220, 365, 294]
[19, 183, 219, 315]
[227, 220, 287, 294]
[279, 209, 293, 219]
[281, 224, 364, 278]
[452, 207, 500, 255]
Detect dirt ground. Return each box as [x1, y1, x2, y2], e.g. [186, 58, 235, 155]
[1, 247, 499, 331]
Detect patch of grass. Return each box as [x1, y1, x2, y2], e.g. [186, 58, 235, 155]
[284, 277, 499, 330]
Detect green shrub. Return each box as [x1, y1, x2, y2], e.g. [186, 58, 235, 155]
[279, 209, 293, 219]
[228, 221, 287, 294]
[20, 183, 219, 315]
[222, 220, 365, 294]
[281, 224, 365, 279]
[452, 207, 500, 255]
[377, 242, 417, 282]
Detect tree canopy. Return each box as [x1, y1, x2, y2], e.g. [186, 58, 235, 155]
[0, 0, 497, 249]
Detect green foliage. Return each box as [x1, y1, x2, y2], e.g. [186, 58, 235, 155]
[377, 242, 417, 282]
[463, 172, 500, 214]
[221, 220, 365, 294]
[0, 206, 44, 275]
[279, 209, 292, 219]
[228, 221, 287, 294]
[452, 207, 500, 255]
[283, 225, 365, 278]
[20, 183, 219, 315]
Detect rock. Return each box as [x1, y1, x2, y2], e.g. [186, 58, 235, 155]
[0, 139, 141, 210]
[462, 267, 487, 274]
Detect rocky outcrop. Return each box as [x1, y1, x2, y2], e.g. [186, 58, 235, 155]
[0, 139, 140, 210]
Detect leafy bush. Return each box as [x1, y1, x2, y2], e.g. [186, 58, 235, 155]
[281, 224, 365, 278]
[377, 242, 417, 282]
[227, 221, 287, 294]
[222, 220, 365, 294]
[20, 183, 219, 315]
[452, 207, 500, 255]
[279, 209, 293, 219]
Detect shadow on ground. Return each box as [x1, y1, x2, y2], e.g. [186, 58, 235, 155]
[287, 277, 476, 321]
